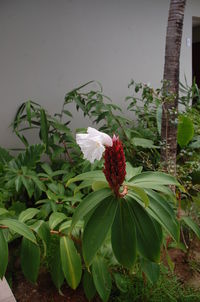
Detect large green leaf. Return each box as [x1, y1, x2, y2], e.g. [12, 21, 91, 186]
[83, 196, 118, 266]
[66, 170, 106, 187]
[0, 208, 8, 216]
[181, 216, 200, 239]
[177, 115, 194, 148]
[132, 137, 159, 149]
[48, 237, 64, 291]
[60, 236, 82, 289]
[92, 256, 112, 302]
[125, 163, 143, 181]
[127, 171, 179, 188]
[141, 258, 160, 284]
[0, 219, 36, 243]
[126, 185, 149, 207]
[0, 230, 8, 278]
[20, 238, 40, 283]
[145, 190, 179, 242]
[19, 208, 40, 223]
[111, 199, 136, 269]
[83, 270, 96, 301]
[127, 197, 162, 262]
[71, 188, 112, 230]
[49, 212, 67, 230]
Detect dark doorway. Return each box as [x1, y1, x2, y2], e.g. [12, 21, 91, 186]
[192, 17, 200, 87]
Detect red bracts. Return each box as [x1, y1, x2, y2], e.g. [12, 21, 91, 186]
[103, 135, 126, 197]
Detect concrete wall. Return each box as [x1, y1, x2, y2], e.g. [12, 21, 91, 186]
[0, 0, 200, 148]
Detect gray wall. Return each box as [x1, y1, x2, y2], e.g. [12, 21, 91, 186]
[0, 0, 200, 148]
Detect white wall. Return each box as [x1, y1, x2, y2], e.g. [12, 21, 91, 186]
[0, 0, 199, 148]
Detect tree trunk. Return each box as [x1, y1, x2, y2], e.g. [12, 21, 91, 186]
[161, 0, 186, 175]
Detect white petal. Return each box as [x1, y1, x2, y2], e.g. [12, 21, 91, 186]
[87, 127, 113, 147]
[76, 133, 105, 163]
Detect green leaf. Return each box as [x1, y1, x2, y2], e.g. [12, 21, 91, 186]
[127, 185, 149, 207]
[178, 115, 194, 147]
[26, 100, 32, 126]
[49, 237, 64, 290]
[145, 190, 179, 242]
[127, 197, 162, 262]
[156, 104, 162, 135]
[0, 219, 36, 243]
[125, 163, 143, 181]
[182, 216, 200, 239]
[83, 196, 118, 266]
[0, 230, 8, 278]
[31, 221, 50, 257]
[49, 212, 67, 230]
[21, 237, 40, 283]
[113, 273, 129, 293]
[40, 109, 49, 148]
[16, 144, 45, 169]
[19, 208, 40, 223]
[127, 171, 179, 187]
[0, 146, 13, 164]
[71, 188, 112, 230]
[66, 170, 106, 187]
[92, 256, 112, 302]
[60, 236, 82, 289]
[83, 270, 96, 301]
[92, 181, 109, 191]
[0, 208, 8, 216]
[15, 176, 22, 192]
[132, 137, 159, 149]
[141, 258, 160, 284]
[21, 176, 34, 198]
[111, 199, 136, 269]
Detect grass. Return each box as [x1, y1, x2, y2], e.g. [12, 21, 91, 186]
[110, 265, 200, 302]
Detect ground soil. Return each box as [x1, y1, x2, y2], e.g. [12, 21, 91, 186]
[12, 270, 93, 302]
[11, 238, 200, 302]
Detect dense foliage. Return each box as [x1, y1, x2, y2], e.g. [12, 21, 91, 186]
[1, 80, 200, 301]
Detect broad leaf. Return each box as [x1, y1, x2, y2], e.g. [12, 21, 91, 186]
[60, 236, 82, 289]
[127, 171, 179, 187]
[127, 197, 162, 262]
[83, 270, 96, 301]
[125, 163, 143, 181]
[177, 115, 194, 148]
[21, 238, 40, 283]
[145, 190, 179, 242]
[49, 212, 67, 230]
[141, 258, 160, 284]
[71, 188, 112, 230]
[0, 219, 37, 243]
[111, 199, 136, 269]
[49, 237, 64, 290]
[182, 216, 200, 239]
[83, 196, 118, 266]
[66, 170, 106, 187]
[126, 185, 149, 207]
[132, 137, 159, 149]
[92, 256, 112, 302]
[0, 208, 8, 216]
[19, 208, 40, 223]
[0, 230, 8, 278]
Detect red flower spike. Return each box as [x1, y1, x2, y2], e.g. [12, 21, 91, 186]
[103, 135, 126, 197]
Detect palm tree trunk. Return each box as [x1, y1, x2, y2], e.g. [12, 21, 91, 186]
[161, 0, 186, 175]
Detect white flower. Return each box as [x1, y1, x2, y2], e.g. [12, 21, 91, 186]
[76, 127, 113, 163]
